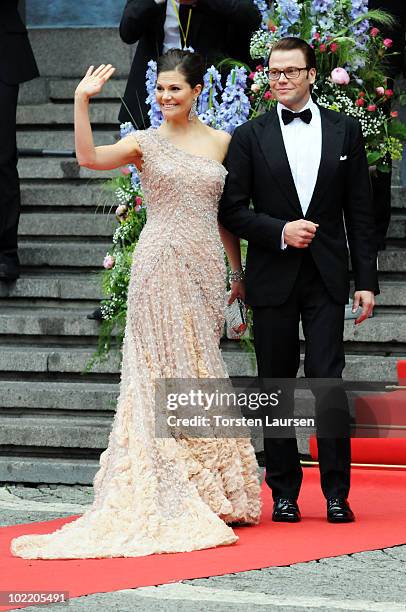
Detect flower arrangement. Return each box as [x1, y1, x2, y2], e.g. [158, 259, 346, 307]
[87, 0, 406, 368]
[248, 0, 406, 170]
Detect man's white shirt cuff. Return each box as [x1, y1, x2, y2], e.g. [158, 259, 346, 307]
[281, 223, 288, 250]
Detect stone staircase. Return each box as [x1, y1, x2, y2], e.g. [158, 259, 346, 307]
[0, 28, 405, 484]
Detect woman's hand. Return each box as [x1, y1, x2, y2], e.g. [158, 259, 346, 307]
[228, 280, 246, 305]
[75, 64, 116, 100]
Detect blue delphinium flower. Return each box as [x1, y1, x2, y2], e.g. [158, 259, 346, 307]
[120, 122, 136, 138]
[253, 0, 270, 30]
[198, 66, 223, 127]
[145, 60, 163, 128]
[275, 0, 301, 36]
[349, 0, 369, 49]
[216, 67, 251, 134]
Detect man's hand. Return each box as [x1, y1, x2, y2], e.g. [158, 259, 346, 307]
[352, 290, 375, 325]
[283, 220, 319, 248]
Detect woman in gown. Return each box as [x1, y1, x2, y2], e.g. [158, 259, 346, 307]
[11, 49, 261, 560]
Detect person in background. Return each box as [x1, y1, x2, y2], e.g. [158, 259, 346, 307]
[368, 0, 406, 250]
[0, 0, 39, 280]
[118, 0, 262, 127]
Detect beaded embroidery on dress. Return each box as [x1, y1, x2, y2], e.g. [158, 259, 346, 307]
[10, 127, 261, 559]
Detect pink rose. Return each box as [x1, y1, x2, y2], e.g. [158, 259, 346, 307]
[383, 38, 393, 48]
[251, 84, 260, 93]
[263, 91, 273, 101]
[319, 44, 326, 53]
[370, 27, 379, 37]
[134, 204, 142, 213]
[330, 43, 338, 53]
[135, 196, 143, 206]
[375, 86, 385, 95]
[103, 255, 115, 270]
[256, 65, 264, 72]
[367, 104, 377, 112]
[358, 91, 365, 98]
[249, 72, 256, 81]
[313, 32, 321, 40]
[385, 88, 394, 98]
[356, 98, 365, 107]
[390, 110, 398, 118]
[331, 67, 350, 85]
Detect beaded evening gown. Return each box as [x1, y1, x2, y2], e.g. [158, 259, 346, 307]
[11, 127, 261, 559]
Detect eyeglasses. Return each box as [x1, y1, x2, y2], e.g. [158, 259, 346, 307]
[268, 67, 310, 80]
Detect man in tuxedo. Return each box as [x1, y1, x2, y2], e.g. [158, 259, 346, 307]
[218, 37, 379, 523]
[0, 0, 39, 280]
[118, 0, 261, 127]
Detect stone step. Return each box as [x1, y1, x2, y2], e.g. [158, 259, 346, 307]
[49, 79, 128, 101]
[392, 186, 406, 208]
[0, 308, 405, 343]
[19, 241, 109, 268]
[387, 214, 406, 239]
[21, 183, 109, 208]
[17, 103, 121, 126]
[0, 381, 117, 411]
[17, 129, 117, 151]
[375, 281, 406, 307]
[0, 344, 401, 381]
[0, 456, 100, 485]
[17, 211, 405, 240]
[0, 274, 102, 301]
[19, 212, 117, 238]
[18, 158, 118, 180]
[377, 248, 406, 272]
[0, 415, 111, 449]
[0, 308, 100, 337]
[2, 276, 405, 306]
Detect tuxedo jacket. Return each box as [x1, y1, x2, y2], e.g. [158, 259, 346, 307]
[218, 105, 380, 307]
[118, 0, 261, 126]
[0, 0, 39, 85]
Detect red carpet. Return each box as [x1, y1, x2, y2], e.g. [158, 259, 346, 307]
[310, 437, 406, 465]
[1, 467, 406, 610]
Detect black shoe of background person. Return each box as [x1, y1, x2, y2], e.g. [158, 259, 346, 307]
[272, 498, 301, 522]
[0, 258, 20, 280]
[87, 306, 103, 321]
[327, 498, 355, 523]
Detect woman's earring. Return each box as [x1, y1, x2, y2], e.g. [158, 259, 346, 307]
[188, 98, 198, 121]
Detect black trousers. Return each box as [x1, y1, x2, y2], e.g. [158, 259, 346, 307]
[0, 80, 20, 265]
[252, 250, 351, 501]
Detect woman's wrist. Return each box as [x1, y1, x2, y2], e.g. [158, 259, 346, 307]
[229, 267, 245, 283]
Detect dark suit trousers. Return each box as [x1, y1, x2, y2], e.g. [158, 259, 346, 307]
[252, 250, 351, 501]
[0, 80, 20, 264]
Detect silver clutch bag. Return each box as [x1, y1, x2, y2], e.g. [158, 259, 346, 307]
[224, 292, 248, 339]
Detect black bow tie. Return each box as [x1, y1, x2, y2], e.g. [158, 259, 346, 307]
[281, 108, 312, 125]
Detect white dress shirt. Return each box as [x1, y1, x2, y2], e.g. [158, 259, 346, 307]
[277, 96, 322, 248]
[155, 0, 182, 52]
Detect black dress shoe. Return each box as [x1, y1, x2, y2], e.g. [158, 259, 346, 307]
[87, 306, 103, 321]
[0, 261, 20, 280]
[327, 498, 355, 523]
[272, 498, 301, 522]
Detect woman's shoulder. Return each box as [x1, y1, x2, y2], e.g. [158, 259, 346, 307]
[204, 126, 231, 160]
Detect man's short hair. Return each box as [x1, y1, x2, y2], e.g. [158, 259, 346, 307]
[269, 36, 317, 71]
